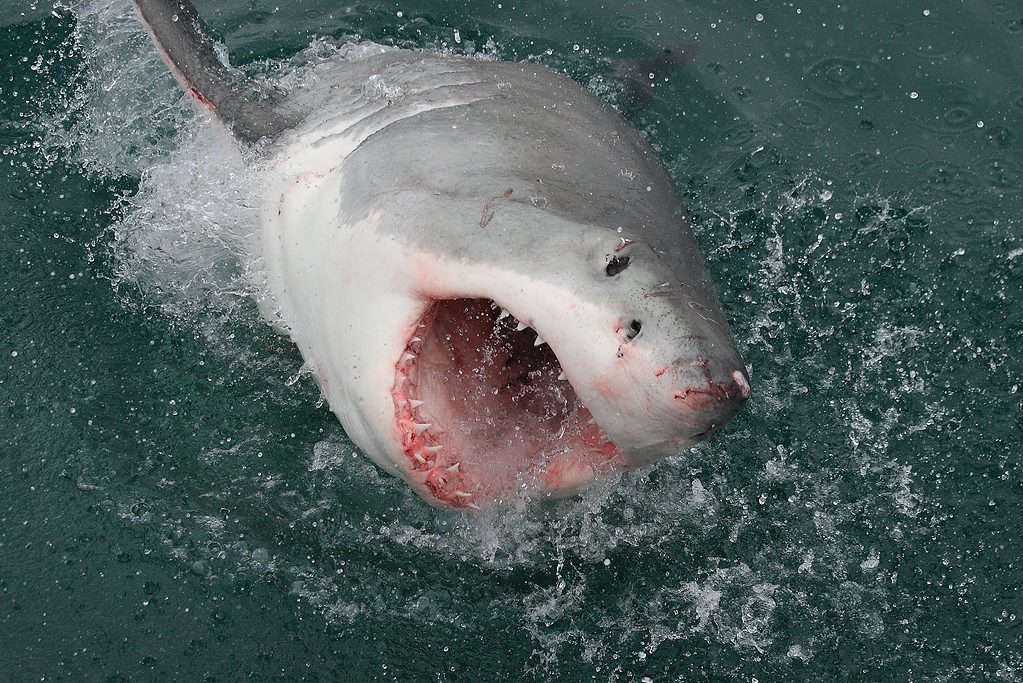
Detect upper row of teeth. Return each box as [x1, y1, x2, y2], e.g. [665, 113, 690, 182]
[496, 306, 544, 343]
[399, 316, 553, 368]
[493, 305, 568, 381]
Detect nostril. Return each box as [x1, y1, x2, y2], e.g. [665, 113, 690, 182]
[625, 319, 642, 341]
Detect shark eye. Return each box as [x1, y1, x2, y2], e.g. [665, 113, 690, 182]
[605, 254, 630, 276]
[625, 319, 642, 341]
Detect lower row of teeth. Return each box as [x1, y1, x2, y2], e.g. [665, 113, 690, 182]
[394, 357, 480, 507]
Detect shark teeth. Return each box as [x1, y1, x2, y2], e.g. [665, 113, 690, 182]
[392, 297, 600, 512]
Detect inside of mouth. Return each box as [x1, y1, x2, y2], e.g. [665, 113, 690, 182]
[391, 298, 617, 508]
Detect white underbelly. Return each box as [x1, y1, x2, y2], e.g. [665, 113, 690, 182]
[255, 53, 497, 472]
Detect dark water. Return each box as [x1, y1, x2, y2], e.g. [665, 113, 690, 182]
[2, 0, 1021, 680]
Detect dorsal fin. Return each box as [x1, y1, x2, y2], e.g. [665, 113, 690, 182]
[134, 0, 301, 143]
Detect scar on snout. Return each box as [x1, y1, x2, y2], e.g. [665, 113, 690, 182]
[479, 188, 515, 228]
[480, 202, 495, 228]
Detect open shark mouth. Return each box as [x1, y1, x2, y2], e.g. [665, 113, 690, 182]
[390, 299, 618, 508]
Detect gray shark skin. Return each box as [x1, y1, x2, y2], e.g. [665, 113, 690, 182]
[135, 0, 750, 509]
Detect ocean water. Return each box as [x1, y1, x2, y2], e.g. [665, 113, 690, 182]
[1, 0, 1021, 680]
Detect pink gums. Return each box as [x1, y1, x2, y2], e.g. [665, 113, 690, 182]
[390, 306, 478, 509]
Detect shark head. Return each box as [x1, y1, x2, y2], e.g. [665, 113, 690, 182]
[383, 205, 750, 508]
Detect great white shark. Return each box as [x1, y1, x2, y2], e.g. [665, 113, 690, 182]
[134, 0, 751, 509]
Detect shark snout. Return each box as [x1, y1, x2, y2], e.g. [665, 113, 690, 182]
[672, 365, 750, 438]
[731, 369, 752, 399]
